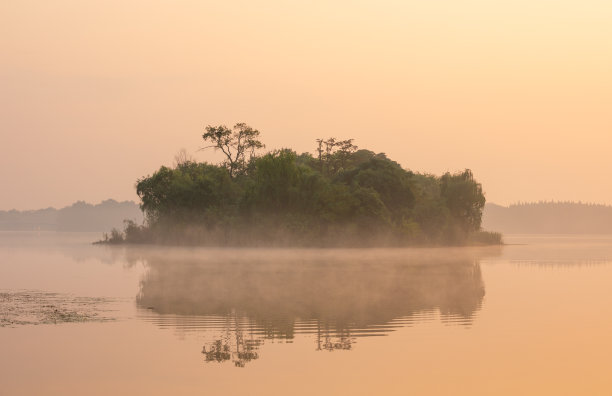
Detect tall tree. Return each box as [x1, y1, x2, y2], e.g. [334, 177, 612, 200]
[201, 123, 264, 178]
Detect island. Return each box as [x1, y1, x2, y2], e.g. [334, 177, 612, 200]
[101, 123, 501, 246]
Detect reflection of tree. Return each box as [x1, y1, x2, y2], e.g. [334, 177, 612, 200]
[316, 324, 353, 351]
[200, 313, 263, 367]
[202, 340, 231, 363]
[199, 320, 270, 367]
[134, 247, 498, 365]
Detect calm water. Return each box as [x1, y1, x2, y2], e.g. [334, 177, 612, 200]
[1, 233, 612, 395]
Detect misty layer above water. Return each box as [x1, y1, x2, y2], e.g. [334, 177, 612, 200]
[132, 247, 499, 366]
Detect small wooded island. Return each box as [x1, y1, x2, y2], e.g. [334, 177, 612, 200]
[101, 123, 501, 246]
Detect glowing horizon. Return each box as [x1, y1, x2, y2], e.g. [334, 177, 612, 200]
[1, 0, 611, 210]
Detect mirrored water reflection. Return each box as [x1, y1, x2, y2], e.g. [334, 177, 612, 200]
[132, 248, 499, 366]
[6, 233, 612, 395]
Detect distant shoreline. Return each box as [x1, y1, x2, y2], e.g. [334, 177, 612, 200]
[483, 202, 612, 234]
[0, 199, 143, 233]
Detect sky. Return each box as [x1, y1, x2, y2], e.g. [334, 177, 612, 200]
[1, 0, 611, 210]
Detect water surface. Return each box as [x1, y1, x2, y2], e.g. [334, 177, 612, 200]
[1, 232, 612, 395]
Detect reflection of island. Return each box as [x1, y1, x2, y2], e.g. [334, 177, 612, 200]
[135, 248, 498, 366]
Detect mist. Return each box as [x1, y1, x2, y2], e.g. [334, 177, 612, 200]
[132, 246, 496, 366]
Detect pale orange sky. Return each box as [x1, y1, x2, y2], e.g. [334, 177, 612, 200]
[1, 0, 611, 210]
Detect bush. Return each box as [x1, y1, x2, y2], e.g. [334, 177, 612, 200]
[468, 230, 503, 245]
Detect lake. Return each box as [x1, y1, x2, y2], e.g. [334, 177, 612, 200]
[1, 232, 612, 395]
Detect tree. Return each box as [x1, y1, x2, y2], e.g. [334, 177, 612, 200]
[135, 163, 239, 224]
[315, 137, 358, 175]
[201, 123, 264, 178]
[440, 169, 485, 234]
[173, 148, 194, 169]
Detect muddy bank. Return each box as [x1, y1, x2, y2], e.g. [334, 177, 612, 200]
[0, 290, 118, 327]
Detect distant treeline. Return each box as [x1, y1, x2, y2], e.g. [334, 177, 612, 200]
[107, 123, 500, 246]
[482, 201, 612, 234]
[0, 200, 143, 232]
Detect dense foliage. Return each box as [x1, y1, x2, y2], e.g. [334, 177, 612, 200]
[119, 126, 496, 246]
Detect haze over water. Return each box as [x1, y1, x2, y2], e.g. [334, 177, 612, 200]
[2, 233, 612, 395]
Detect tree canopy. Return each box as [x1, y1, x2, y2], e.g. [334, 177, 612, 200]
[123, 123, 497, 246]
